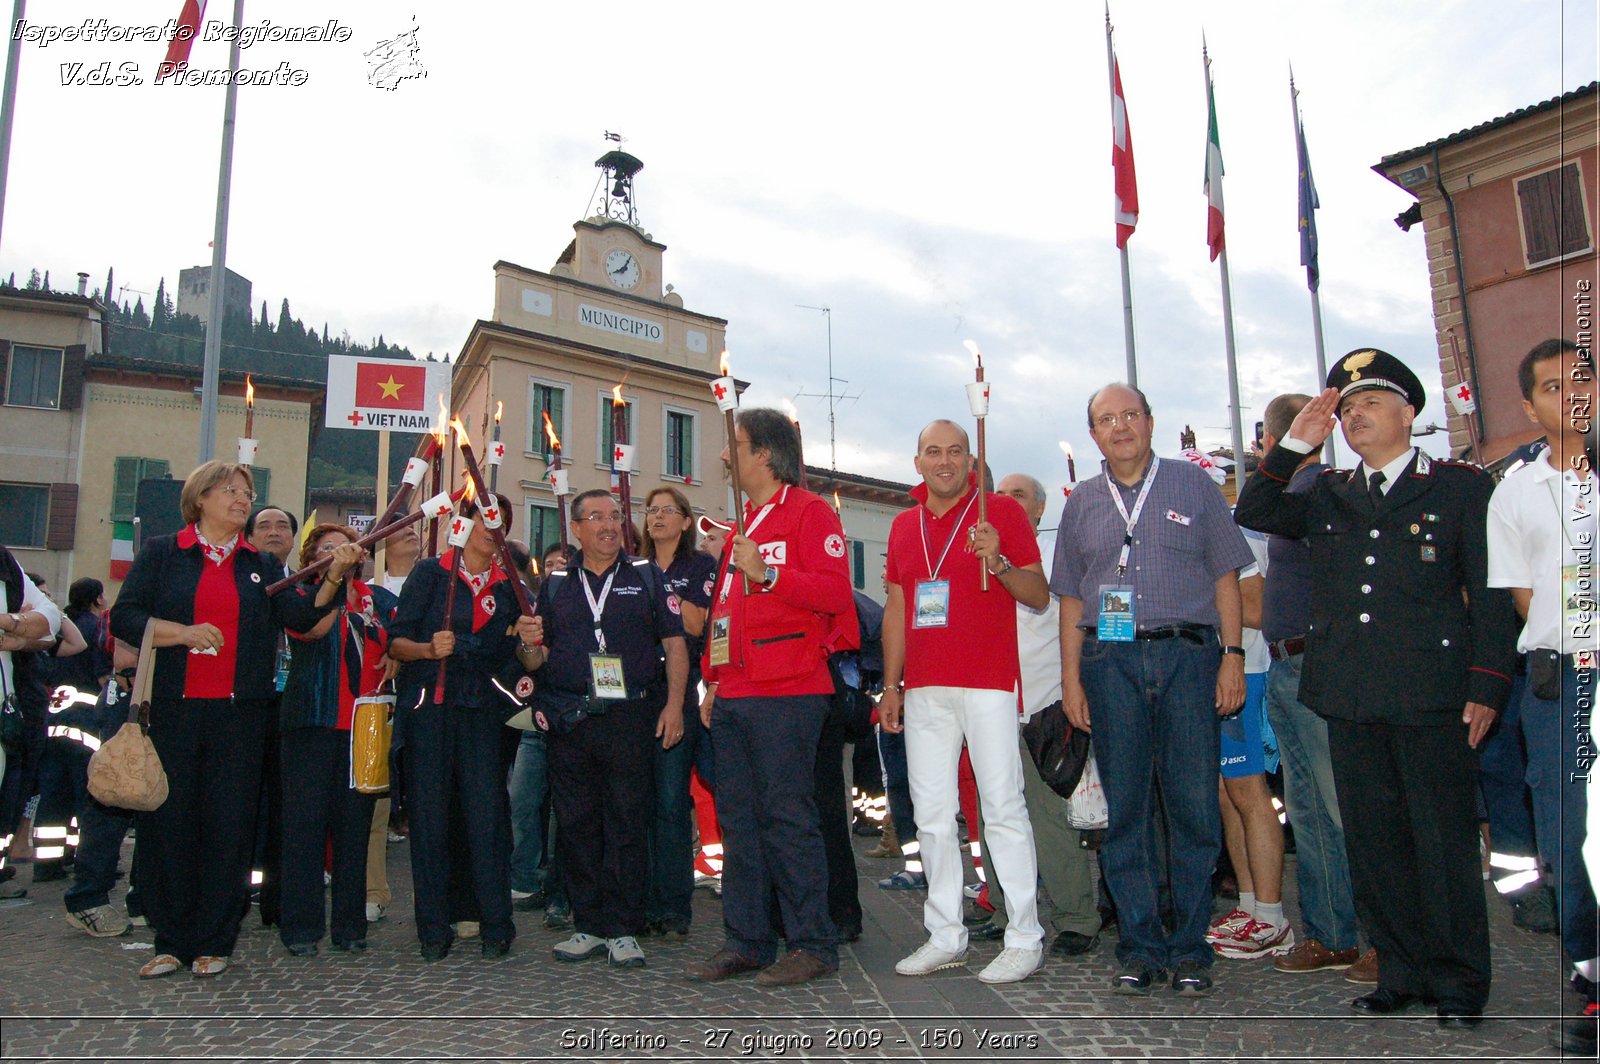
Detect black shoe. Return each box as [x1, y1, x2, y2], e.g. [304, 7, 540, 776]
[835, 922, 862, 944]
[482, 939, 512, 959]
[1050, 931, 1100, 956]
[31, 862, 67, 883]
[420, 938, 453, 963]
[963, 904, 997, 927]
[512, 890, 546, 913]
[1114, 961, 1160, 996]
[650, 918, 690, 941]
[330, 939, 367, 953]
[968, 919, 1006, 942]
[1510, 884, 1559, 934]
[1171, 959, 1213, 997]
[1437, 1006, 1483, 1029]
[1351, 989, 1422, 1014]
[1553, 1005, 1598, 1053]
[543, 902, 572, 931]
[852, 819, 883, 838]
[285, 942, 318, 957]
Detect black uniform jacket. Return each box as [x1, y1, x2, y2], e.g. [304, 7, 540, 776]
[1235, 445, 1516, 725]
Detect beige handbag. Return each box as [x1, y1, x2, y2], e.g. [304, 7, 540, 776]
[86, 619, 169, 812]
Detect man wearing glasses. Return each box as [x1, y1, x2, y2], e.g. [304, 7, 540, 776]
[1054, 383, 1253, 998]
[533, 489, 688, 970]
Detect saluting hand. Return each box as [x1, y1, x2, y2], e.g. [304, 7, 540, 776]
[1463, 702, 1498, 749]
[1285, 387, 1342, 450]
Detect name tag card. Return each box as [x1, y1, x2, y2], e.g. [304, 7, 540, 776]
[1098, 584, 1136, 642]
[914, 580, 951, 629]
[589, 654, 628, 700]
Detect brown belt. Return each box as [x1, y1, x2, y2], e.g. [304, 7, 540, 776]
[1268, 636, 1307, 661]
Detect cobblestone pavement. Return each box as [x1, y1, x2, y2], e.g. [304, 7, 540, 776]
[0, 831, 1585, 1062]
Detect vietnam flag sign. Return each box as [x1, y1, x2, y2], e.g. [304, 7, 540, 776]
[325, 355, 451, 432]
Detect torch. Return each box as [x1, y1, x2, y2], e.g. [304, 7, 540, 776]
[451, 416, 536, 619]
[611, 382, 639, 555]
[782, 397, 807, 490]
[268, 482, 460, 594]
[237, 376, 258, 466]
[488, 401, 505, 493]
[543, 410, 570, 554]
[434, 475, 476, 705]
[964, 340, 992, 591]
[710, 351, 750, 593]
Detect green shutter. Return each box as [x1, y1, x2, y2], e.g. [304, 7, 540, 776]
[112, 457, 140, 521]
[252, 467, 271, 507]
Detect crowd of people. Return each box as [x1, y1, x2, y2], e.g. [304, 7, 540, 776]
[0, 339, 1592, 1050]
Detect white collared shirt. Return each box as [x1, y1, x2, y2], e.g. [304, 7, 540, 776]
[1356, 447, 1420, 495]
[1488, 450, 1598, 654]
[1, 571, 63, 699]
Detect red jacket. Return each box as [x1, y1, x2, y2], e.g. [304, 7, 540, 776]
[702, 485, 858, 698]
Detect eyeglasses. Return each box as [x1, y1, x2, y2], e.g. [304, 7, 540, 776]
[314, 543, 351, 555]
[577, 513, 625, 525]
[644, 506, 683, 517]
[216, 485, 258, 501]
[1092, 410, 1146, 430]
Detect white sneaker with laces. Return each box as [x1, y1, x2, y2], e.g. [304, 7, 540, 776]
[977, 946, 1044, 984]
[607, 935, 646, 968]
[1213, 919, 1296, 959]
[895, 942, 968, 976]
[66, 904, 130, 938]
[1205, 907, 1252, 944]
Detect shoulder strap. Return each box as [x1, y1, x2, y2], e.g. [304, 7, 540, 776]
[129, 619, 158, 728]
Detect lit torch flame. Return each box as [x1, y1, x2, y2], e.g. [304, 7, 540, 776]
[611, 382, 625, 408]
[719, 350, 731, 376]
[780, 397, 800, 425]
[832, 490, 842, 514]
[450, 415, 471, 450]
[962, 339, 983, 369]
[460, 475, 476, 503]
[530, 555, 541, 577]
[494, 400, 503, 424]
[244, 375, 255, 407]
[1059, 441, 1074, 461]
[434, 394, 450, 446]
[542, 411, 561, 449]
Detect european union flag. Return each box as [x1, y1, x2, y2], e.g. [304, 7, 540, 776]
[1296, 107, 1320, 292]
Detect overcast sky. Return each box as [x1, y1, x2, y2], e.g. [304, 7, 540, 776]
[3, 0, 1595, 487]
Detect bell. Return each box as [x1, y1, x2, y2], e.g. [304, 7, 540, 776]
[611, 177, 629, 199]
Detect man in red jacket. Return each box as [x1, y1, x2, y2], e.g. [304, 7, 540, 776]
[684, 408, 857, 988]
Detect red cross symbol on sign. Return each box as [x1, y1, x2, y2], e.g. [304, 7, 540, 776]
[346, 409, 365, 427]
[451, 518, 466, 537]
[1456, 384, 1472, 403]
[614, 446, 626, 464]
[712, 382, 728, 400]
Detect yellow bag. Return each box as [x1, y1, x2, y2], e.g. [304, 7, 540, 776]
[349, 693, 394, 794]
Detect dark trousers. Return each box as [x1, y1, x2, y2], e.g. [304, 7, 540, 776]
[403, 703, 515, 948]
[279, 726, 376, 948]
[548, 697, 657, 938]
[876, 725, 917, 840]
[65, 694, 139, 915]
[712, 693, 837, 967]
[1478, 669, 1541, 886]
[252, 702, 283, 925]
[1329, 718, 1490, 1009]
[815, 700, 860, 934]
[647, 704, 698, 926]
[140, 697, 270, 963]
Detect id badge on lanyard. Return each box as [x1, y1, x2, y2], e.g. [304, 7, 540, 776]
[915, 493, 978, 629]
[708, 612, 732, 667]
[1098, 584, 1136, 641]
[581, 567, 628, 697]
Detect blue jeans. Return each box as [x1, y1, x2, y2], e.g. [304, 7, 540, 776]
[507, 729, 549, 896]
[1264, 653, 1359, 951]
[1520, 654, 1599, 965]
[876, 725, 916, 840]
[1080, 632, 1220, 970]
[1479, 669, 1541, 878]
[647, 714, 698, 925]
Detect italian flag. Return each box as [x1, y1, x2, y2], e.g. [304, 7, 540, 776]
[1203, 50, 1225, 262]
[110, 521, 134, 581]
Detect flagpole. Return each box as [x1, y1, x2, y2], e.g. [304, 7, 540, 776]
[198, 0, 244, 464]
[1107, 6, 1137, 386]
[1292, 72, 1334, 466]
[1205, 44, 1247, 498]
[0, 0, 25, 258]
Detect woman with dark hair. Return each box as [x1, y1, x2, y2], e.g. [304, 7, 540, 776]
[388, 492, 543, 962]
[639, 486, 718, 937]
[276, 524, 391, 957]
[110, 460, 347, 979]
[61, 578, 110, 693]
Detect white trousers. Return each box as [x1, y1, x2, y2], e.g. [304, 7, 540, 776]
[904, 685, 1043, 952]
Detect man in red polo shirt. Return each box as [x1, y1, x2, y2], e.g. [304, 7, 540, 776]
[879, 419, 1050, 984]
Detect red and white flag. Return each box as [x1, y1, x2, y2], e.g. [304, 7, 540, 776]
[1202, 47, 1226, 261]
[156, 0, 206, 83]
[1111, 53, 1139, 249]
[1447, 380, 1477, 415]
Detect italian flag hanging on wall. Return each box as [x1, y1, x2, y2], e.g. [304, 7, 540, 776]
[110, 521, 134, 581]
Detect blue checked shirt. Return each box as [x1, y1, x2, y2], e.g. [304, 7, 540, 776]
[1051, 456, 1254, 630]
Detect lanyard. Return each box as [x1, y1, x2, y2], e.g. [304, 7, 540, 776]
[1107, 457, 1160, 578]
[919, 491, 979, 580]
[580, 567, 618, 654]
[718, 491, 783, 604]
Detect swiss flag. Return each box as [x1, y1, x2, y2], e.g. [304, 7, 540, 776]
[355, 361, 428, 410]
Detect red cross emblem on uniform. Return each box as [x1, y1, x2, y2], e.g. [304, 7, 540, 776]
[451, 518, 466, 537]
[346, 410, 364, 427]
[1456, 384, 1472, 403]
[713, 382, 728, 400]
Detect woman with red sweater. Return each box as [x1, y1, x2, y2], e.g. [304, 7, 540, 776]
[111, 461, 345, 978]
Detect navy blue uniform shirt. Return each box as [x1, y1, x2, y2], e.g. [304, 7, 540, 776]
[534, 553, 684, 697]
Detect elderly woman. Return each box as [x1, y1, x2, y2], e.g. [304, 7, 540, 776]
[276, 524, 390, 957]
[110, 461, 345, 978]
[389, 492, 542, 962]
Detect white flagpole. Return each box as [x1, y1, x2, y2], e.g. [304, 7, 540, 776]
[1206, 46, 1247, 498]
[1106, 8, 1137, 387]
[198, 0, 245, 464]
[0, 0, 26, 258]
[1292, 73, 1334, 466]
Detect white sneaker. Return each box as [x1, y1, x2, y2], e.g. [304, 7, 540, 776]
[365, 902, 386, 923]
[895, 941, 967, 976]
[1205, 907, 1252, 944]
[963, 882, 983, 901]
[66, 904, 130, 938]
[552, 932, 608, 962]
[1213, 919, 1296, 959]
[607, 935, 646, 968]
[977, 946, 1044, 984]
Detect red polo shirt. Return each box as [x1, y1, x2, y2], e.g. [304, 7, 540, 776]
[886, 477, 1040, 693]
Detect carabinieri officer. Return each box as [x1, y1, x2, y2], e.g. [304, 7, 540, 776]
[534, 487, 688, 971]
[1235, 348, 1517, 1029]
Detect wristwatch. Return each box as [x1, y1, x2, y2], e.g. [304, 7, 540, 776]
[990, 554, 1013, 577]
[760, 565, 779, 591]
[1221, 645, 1246, 658]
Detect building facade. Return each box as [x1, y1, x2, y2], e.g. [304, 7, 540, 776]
[1375, 82, 1599, 464]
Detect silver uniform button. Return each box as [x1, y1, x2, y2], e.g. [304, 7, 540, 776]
[1369, 529, 1380, 539]
[1442, 639, 1450, 647]
[1365, 556, 1376, 565]
[1360, 613, 1371, 623]
[1362, 584, 1372, 594]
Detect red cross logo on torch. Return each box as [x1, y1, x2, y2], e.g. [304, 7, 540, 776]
[483, 505, 499, 523]
[490, 441, 506, 461]
[451, 518, 466, 538]
[713, 381, 728, 401]
[614, 445, 626, 464]
[1456, 384, 1472, 403]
